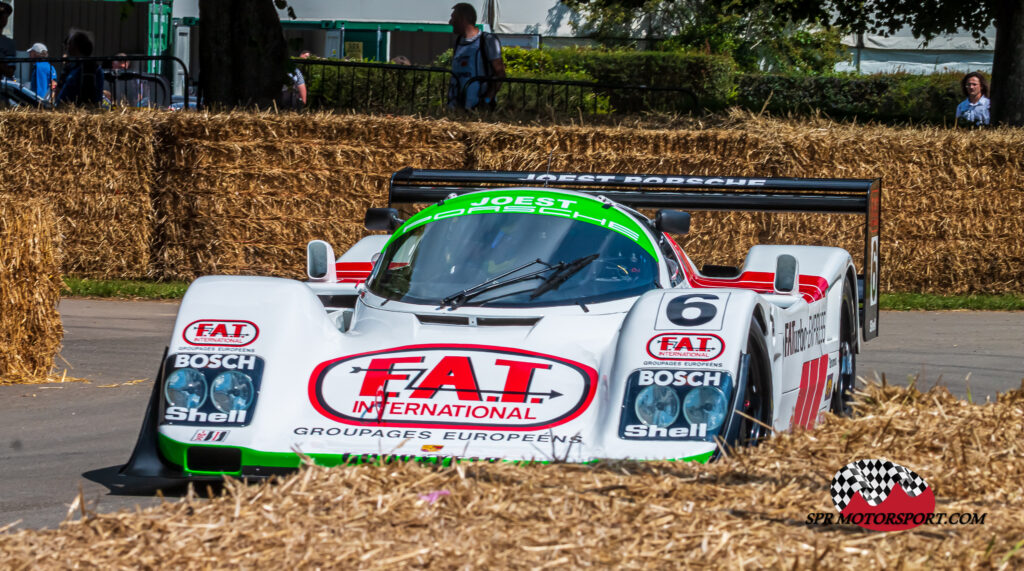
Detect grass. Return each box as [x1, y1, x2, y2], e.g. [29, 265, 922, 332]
[61, 277, 189, 300]
[61, 277, 1024, 310]
[880, 292, 1024, 311]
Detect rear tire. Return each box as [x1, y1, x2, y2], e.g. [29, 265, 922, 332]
[830, 279, 858, 416]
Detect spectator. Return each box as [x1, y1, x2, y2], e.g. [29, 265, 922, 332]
[447, 2, 504, 110]
[299, 50, 312, 59]
[280, 64, 306, 110]
[0, 1, 14, 79]
[28, 43, 57, 101]
[391, 55, 412, 66]
[106, 53, 142, 107]
[956, 72, 990, 126]
[57, 28, 103, 106]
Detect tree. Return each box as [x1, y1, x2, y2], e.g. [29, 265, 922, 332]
[198, 0, 289, 108]
[570, 0, 1024, 125]
[564, 0, 847, 74]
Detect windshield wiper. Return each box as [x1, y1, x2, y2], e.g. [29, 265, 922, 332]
[529, 253, 599, 300]
[440, 259, 551, 310]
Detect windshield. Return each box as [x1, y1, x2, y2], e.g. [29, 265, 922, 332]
[367, 212, 659, 307]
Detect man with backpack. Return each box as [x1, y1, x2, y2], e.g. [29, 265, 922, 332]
[447, 3, 504, 110]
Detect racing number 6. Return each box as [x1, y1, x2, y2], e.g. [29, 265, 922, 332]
[666, 294, 718, 327]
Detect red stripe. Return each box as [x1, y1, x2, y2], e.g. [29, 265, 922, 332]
[793, 360, 812, 428]
[663, 234, 829, 303]
[799, 357, 819, 429]
[335, 262, 374, 282]
[808, 355, 829, 428]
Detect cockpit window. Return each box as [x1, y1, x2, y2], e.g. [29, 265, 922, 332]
[367, 212, 659, 307]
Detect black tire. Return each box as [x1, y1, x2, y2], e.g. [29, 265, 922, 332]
[830, 279, 858, 416]
[721, 316, 773, 449]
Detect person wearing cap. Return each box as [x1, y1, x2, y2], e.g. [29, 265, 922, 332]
[28, 43, 57, 101]
[0, 1, 15, 79]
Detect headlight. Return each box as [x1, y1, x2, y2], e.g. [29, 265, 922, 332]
[165, 368, 207, 409]
[634, 385, 680, 427]
[682, 386, 727, 431]
[210, 371, 255, 413]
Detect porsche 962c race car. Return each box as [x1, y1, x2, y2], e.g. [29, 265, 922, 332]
[124, 169, 881, 479]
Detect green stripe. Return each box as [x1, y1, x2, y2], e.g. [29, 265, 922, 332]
[158, 434, 713, 475]
[386, 189, 659, 260]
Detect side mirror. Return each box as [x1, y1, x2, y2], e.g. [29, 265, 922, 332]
[364, 208, 403, 231]
[655, 210, 691, 235]
[306, 240, 336, 282]
[774, 254, 799, 295]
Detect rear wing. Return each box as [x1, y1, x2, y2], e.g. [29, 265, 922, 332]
[388, 168, 880, 340]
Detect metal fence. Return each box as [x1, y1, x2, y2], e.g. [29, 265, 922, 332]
[295, 58, 699, 116]
[0, 54, 189, 109]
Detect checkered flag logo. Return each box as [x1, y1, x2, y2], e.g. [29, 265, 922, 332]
[830, 459, 929, 512]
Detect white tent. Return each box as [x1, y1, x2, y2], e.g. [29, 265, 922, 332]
[835, 26, 995, 75]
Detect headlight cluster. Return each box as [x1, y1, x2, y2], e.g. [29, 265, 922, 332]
[620, 369, 734, 440]
[165, 367, 255, 413]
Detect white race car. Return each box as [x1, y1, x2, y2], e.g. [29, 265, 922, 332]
[123, 169, 880, 479]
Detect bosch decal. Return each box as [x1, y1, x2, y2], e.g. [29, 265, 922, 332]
[309, 345, 597, 430]
[783, 310, 826, 357]
[619, 369, 733, 440]
[183, 319, 259, 347]
[646, 333, 724, 361]
[161, 353, 265, 427]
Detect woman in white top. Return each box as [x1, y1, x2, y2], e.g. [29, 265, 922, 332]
[956, 72, 990, 126]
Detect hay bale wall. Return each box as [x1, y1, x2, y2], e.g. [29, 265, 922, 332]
[1, 111, 1021, 293]
[0, 200, 63, 382]
[0, 112, 155, 279]
[1, 383, 1022, 567]
[154, 113, 467, 280]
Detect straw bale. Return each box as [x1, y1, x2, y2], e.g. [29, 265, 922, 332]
[1, 381, 1021, 568]
[0, 200, 63, 383]
[465, 116, 1024, 293]
[0, 110, 155, 279]
[153, 113, 468, 280]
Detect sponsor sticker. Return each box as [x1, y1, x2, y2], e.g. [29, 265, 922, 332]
[162, 353, 265, 427]
[618, 369, 733, 441]
[421, 444, 444, 453]
[309, 345, 597, 430]
[783, 310, 826, 357]
[183, 319, 259, 347]
[646, 333, 724, 361]
[191, 430, 229, 443]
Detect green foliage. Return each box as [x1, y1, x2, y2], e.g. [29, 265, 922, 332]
[578, 50, 735, 110]
[301, 60, 449, 114]
[736, 72, 964, 124]
[563, 0, 850, 74]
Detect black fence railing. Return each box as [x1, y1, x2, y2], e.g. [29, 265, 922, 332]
[294, 58, 699, 116]
[295, 58, 451, 115]
[0, 55, 189, 109]
[464, 75, 699, 115]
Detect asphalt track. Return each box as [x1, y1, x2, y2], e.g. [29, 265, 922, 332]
[1, 299, 1021, 531]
